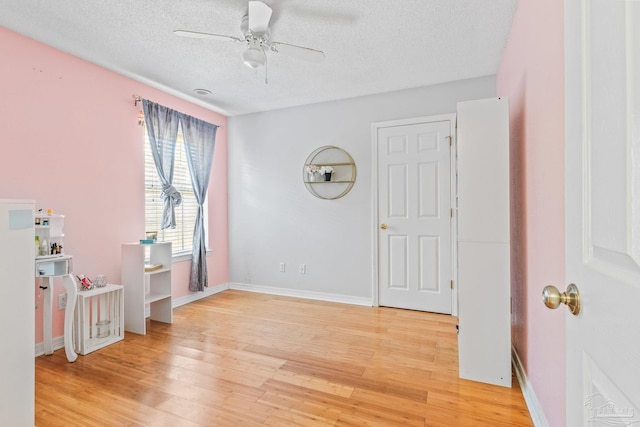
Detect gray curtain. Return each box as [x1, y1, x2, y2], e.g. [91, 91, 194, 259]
[179, 113, 218, 292]
[143, 100, 182, 229]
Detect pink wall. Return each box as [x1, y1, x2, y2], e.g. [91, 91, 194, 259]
[0, 27, 228, 343]
[497, 0, 566, 425]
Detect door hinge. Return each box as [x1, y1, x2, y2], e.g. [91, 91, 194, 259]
[450, 208, 453, 218]
[446, 136, 452, 146]
[450, 280, 454, 289]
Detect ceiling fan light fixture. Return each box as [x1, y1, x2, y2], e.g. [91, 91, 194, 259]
[175, 0, 325, 79]
[242, 46, 266, 69]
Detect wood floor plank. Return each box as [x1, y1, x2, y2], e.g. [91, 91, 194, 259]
[35, 289, 533, 426]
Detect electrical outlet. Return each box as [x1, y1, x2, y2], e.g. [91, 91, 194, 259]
[58, 293, 67, 310]
[298, 264, 306, 274]
[279, 262, 286, 273]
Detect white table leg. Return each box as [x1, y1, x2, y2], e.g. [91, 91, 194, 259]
[42, 276, 53, 355]
[62, 275, 78, 362]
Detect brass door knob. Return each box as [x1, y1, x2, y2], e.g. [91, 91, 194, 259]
[542, 283, 581, 315]
[380, 224, 387, 230]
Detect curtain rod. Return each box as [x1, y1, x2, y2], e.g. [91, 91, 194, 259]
[132, 94, 223, 129]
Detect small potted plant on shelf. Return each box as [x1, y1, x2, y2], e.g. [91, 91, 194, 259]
[319, 166, 334, 181]
[305, 164, 321, 181]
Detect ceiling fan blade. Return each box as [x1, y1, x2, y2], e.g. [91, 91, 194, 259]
[248, 1, 272, 34]
[174, 30, 241, 43]
[270, 42, 325, 63]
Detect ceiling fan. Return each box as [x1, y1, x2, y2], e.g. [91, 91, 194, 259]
[174, 1, 325, 74]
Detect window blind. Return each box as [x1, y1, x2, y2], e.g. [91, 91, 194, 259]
[144, 126, 199, 255]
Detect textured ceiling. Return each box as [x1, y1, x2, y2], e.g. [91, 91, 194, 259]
[0, 0, 519, 116]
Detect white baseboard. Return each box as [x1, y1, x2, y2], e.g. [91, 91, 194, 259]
[35, 336, 65, 357]
[171, 282, 230, 308]
[512, 345, 549, 427]
[228, 282, 373, 307]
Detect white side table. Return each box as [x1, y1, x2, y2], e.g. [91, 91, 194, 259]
[73, 283, 124, 355]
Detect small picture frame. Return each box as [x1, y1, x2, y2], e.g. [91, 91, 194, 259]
[145, 231, 158, 242]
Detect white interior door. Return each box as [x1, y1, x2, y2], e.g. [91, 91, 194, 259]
[565, 0, 640, 425]
[374, 116, 453, 314]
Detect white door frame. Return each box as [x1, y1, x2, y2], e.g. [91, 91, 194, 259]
[371, 114, 458, 316]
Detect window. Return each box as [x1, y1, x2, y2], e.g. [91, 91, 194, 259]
[144, 126, 201, 257]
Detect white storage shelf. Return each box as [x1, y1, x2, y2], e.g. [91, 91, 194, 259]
[73, 284, 124, 355]
[35, 213, 65, 258]
[456, 98, 511, 388]
[121, 242, 173, 335]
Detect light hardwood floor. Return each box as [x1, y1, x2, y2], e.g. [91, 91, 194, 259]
[35, 290, 533, 426]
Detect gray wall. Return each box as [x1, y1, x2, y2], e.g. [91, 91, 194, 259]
[228, 76, 496, 302]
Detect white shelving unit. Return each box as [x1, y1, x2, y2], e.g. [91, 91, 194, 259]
[121, 242, 172, 335]
[456, 98, 511, 388]
[74, 284, 124, 355]
[35, 213, 65, 255]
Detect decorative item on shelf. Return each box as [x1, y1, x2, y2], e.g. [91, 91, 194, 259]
[76, 275, 94, 291]
[96, 320, 111, 338]
[93, 275, 108, 288]
[305, 164, 320, 182]
[144, 263, 163, 272]
[140, 231, 158, 244]
[319, 165, 334, 181]
[40, 239, 48, 256]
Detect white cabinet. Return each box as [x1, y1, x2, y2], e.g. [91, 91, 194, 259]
[121, 242, 173, 335]
[456, 98, 511, 388]
[0, 199, 35, 426]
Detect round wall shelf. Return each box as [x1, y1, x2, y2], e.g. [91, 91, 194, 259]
[303, 146, 357, 200]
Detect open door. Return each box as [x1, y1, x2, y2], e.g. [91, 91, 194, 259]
[563, 0, 640, 424]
